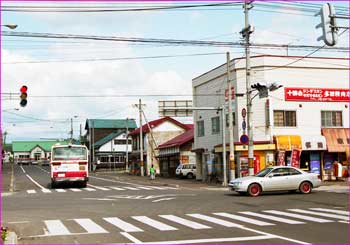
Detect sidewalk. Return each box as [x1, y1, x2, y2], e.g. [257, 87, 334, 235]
[1, 162, 14, 194]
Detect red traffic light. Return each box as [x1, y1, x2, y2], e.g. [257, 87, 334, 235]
[20, 85, 28, 93]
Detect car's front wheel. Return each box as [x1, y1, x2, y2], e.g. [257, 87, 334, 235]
[248, 183, 261, 197]
[299, 181, 312, 194]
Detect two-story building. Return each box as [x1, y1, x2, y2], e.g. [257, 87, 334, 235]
[85, 119, 137, 165]
[128, 117, 191, 176]
[192, 55, 349, 181]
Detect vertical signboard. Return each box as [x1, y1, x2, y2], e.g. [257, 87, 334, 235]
[291, 149, 301, 168]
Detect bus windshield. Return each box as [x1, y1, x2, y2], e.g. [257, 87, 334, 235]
[52, 147, 87, 161]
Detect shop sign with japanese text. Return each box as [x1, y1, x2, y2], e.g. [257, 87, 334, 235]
[285, 87, 350, 102]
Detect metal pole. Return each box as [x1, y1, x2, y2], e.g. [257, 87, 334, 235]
[126, 118, 129, 172]
[227, 52, 235, 180]
[70, 118, 73, 143]
[92, 121, 95, 172]
[221, 106, 227, 186]
[243, 2, 255, 176]
[139, 99, 144, 176]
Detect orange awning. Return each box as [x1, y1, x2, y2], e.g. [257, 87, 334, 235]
[275, 135, 302, 151]
[322, 128, 350, 152]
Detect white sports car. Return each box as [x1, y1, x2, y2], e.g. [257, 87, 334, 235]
[228, 166, 322, 197]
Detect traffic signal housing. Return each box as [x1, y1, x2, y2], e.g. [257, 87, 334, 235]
[316, 3, 338, 46]
[20, 85, 28, 107]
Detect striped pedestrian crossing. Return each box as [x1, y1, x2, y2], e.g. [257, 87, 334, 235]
[24, 185, 179, 195]
[21, 207, 349, 238]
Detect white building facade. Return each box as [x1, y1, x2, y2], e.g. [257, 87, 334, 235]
[192, 55, 349, 181]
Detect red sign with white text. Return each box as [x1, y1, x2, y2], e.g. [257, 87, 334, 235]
[285, 87, 350, 102]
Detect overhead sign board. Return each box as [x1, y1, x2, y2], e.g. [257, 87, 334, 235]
[285, 87, 350, 102]
[158, 100, 193, 117]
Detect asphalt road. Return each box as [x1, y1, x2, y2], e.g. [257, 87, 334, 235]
[2, 164, 349, 244]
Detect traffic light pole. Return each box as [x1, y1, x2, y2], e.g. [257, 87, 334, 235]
[243, 1, 255, 176]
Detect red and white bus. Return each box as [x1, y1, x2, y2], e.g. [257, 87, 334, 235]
[50, 144, 89, 188]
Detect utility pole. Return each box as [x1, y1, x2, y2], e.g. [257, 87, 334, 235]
[125, 118, 129, 172]
[221, 106, 227, 186]
[70, 118, 73, 143]
[227, 52, 235, 180]
[139, 99, 144, 176]
[242, 1, 255, 176]
[80, 124, 82, 143]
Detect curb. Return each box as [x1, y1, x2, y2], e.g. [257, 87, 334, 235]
[4, 231, 18, 244]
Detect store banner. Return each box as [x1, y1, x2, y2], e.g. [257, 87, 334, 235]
[291, 149, 301, 168]
[285, 87, 350, 102]
[277, 151, 286, 166]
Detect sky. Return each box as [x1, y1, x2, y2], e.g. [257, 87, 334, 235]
[1, 0, 349, 142]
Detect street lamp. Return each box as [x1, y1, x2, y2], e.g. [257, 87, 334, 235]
[1, 24, 17, 30]
[247, 82, 283, 176]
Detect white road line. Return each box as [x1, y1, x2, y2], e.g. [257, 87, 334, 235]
[24, 173, 46, 189]
[55, 189, 67, 193]
[135, 186, 153, 190]
[147, 186, 171, 190]
[44, 220, 71, 236]
[7, 221, 30, 224]
[108, 187, 126, 191]
[41, 189, 52, 193]
[122, 186, 140, 190]
[73, 219, 108, 234]
[288, 209, 349, 221]
[263, 210, 333, 223]
[27, 190, 36, 194]
[103, 217, 143, 232]
[132, 216, 178, 231]
[214, 212, 275, 226]
[20, 165, 26, 174]
[239, 211, 304, 224]
[338, 220, 350, 224]
[186, 214, 242, 227]
[120, 232, 142, 244]
[159, 215, 211, 229]
[83, 187, 96, 192]
[87, 184, 110, 191]
[141, 235, 274, 244]
[309, 208, 349, 216]
[152, 197, 176, 202]
[69, 188, 82, 192]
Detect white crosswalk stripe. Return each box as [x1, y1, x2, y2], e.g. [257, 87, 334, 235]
[288, 209, 349, 221]
[27, 190, 36, 194]
[239, 211, 305, 224]
[308, 208, 349, 216]
[159, 215, 211, 229]
[55, 189, 66, 193]
[41, 188, 51, 193]
[135, 186, 154, 190]
[263, 210, 333, 223]
[108, 186, 126, 191]
[132, 216, 178, 231]
[14, 207, 350, 238]
[83, 187, 96, 192]
[103, 217, 143, 232]
[213, 212, 274, 226]
[186, 214, 242, 227]
[73, 219, 108, 234]
[122, 186, 140, 190]
[45, 220, 71, 236]
[69, 188, 82, 192]
[87, 184, 110, 191]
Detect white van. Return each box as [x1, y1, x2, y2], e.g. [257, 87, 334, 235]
[175, 163, 196, 179]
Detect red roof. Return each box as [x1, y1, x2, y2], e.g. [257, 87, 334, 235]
[158, 128, 194, 149]
[128, 117, 190, 136]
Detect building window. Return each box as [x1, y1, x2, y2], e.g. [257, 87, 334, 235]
[197, 121, 205, 137]
[321, 111, 342, 127]
[211, 116, 220, 134]
[225, 112, 236, 127]
[273, 110, 296, 127]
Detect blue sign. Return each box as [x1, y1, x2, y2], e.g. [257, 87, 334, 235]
[240, 134, 249, 144]
[242, 120, 247, 130]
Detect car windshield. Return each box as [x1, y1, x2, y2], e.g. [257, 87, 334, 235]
[255, 167, 273, 177]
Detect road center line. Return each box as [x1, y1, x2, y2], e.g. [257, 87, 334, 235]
[24, 173, 47, 190]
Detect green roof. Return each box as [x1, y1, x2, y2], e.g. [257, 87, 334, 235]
[85, 119, 137, 130]
[93, 132, 124, 149]
[12, 140, 70, 152]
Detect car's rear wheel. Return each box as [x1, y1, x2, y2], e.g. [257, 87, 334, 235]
[299, 181, 312, 194]
[248, 183, 261, 197]
[80, 181, 87, 188]
[51, 180, 57, 189]
[187, 172, 194, 179]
